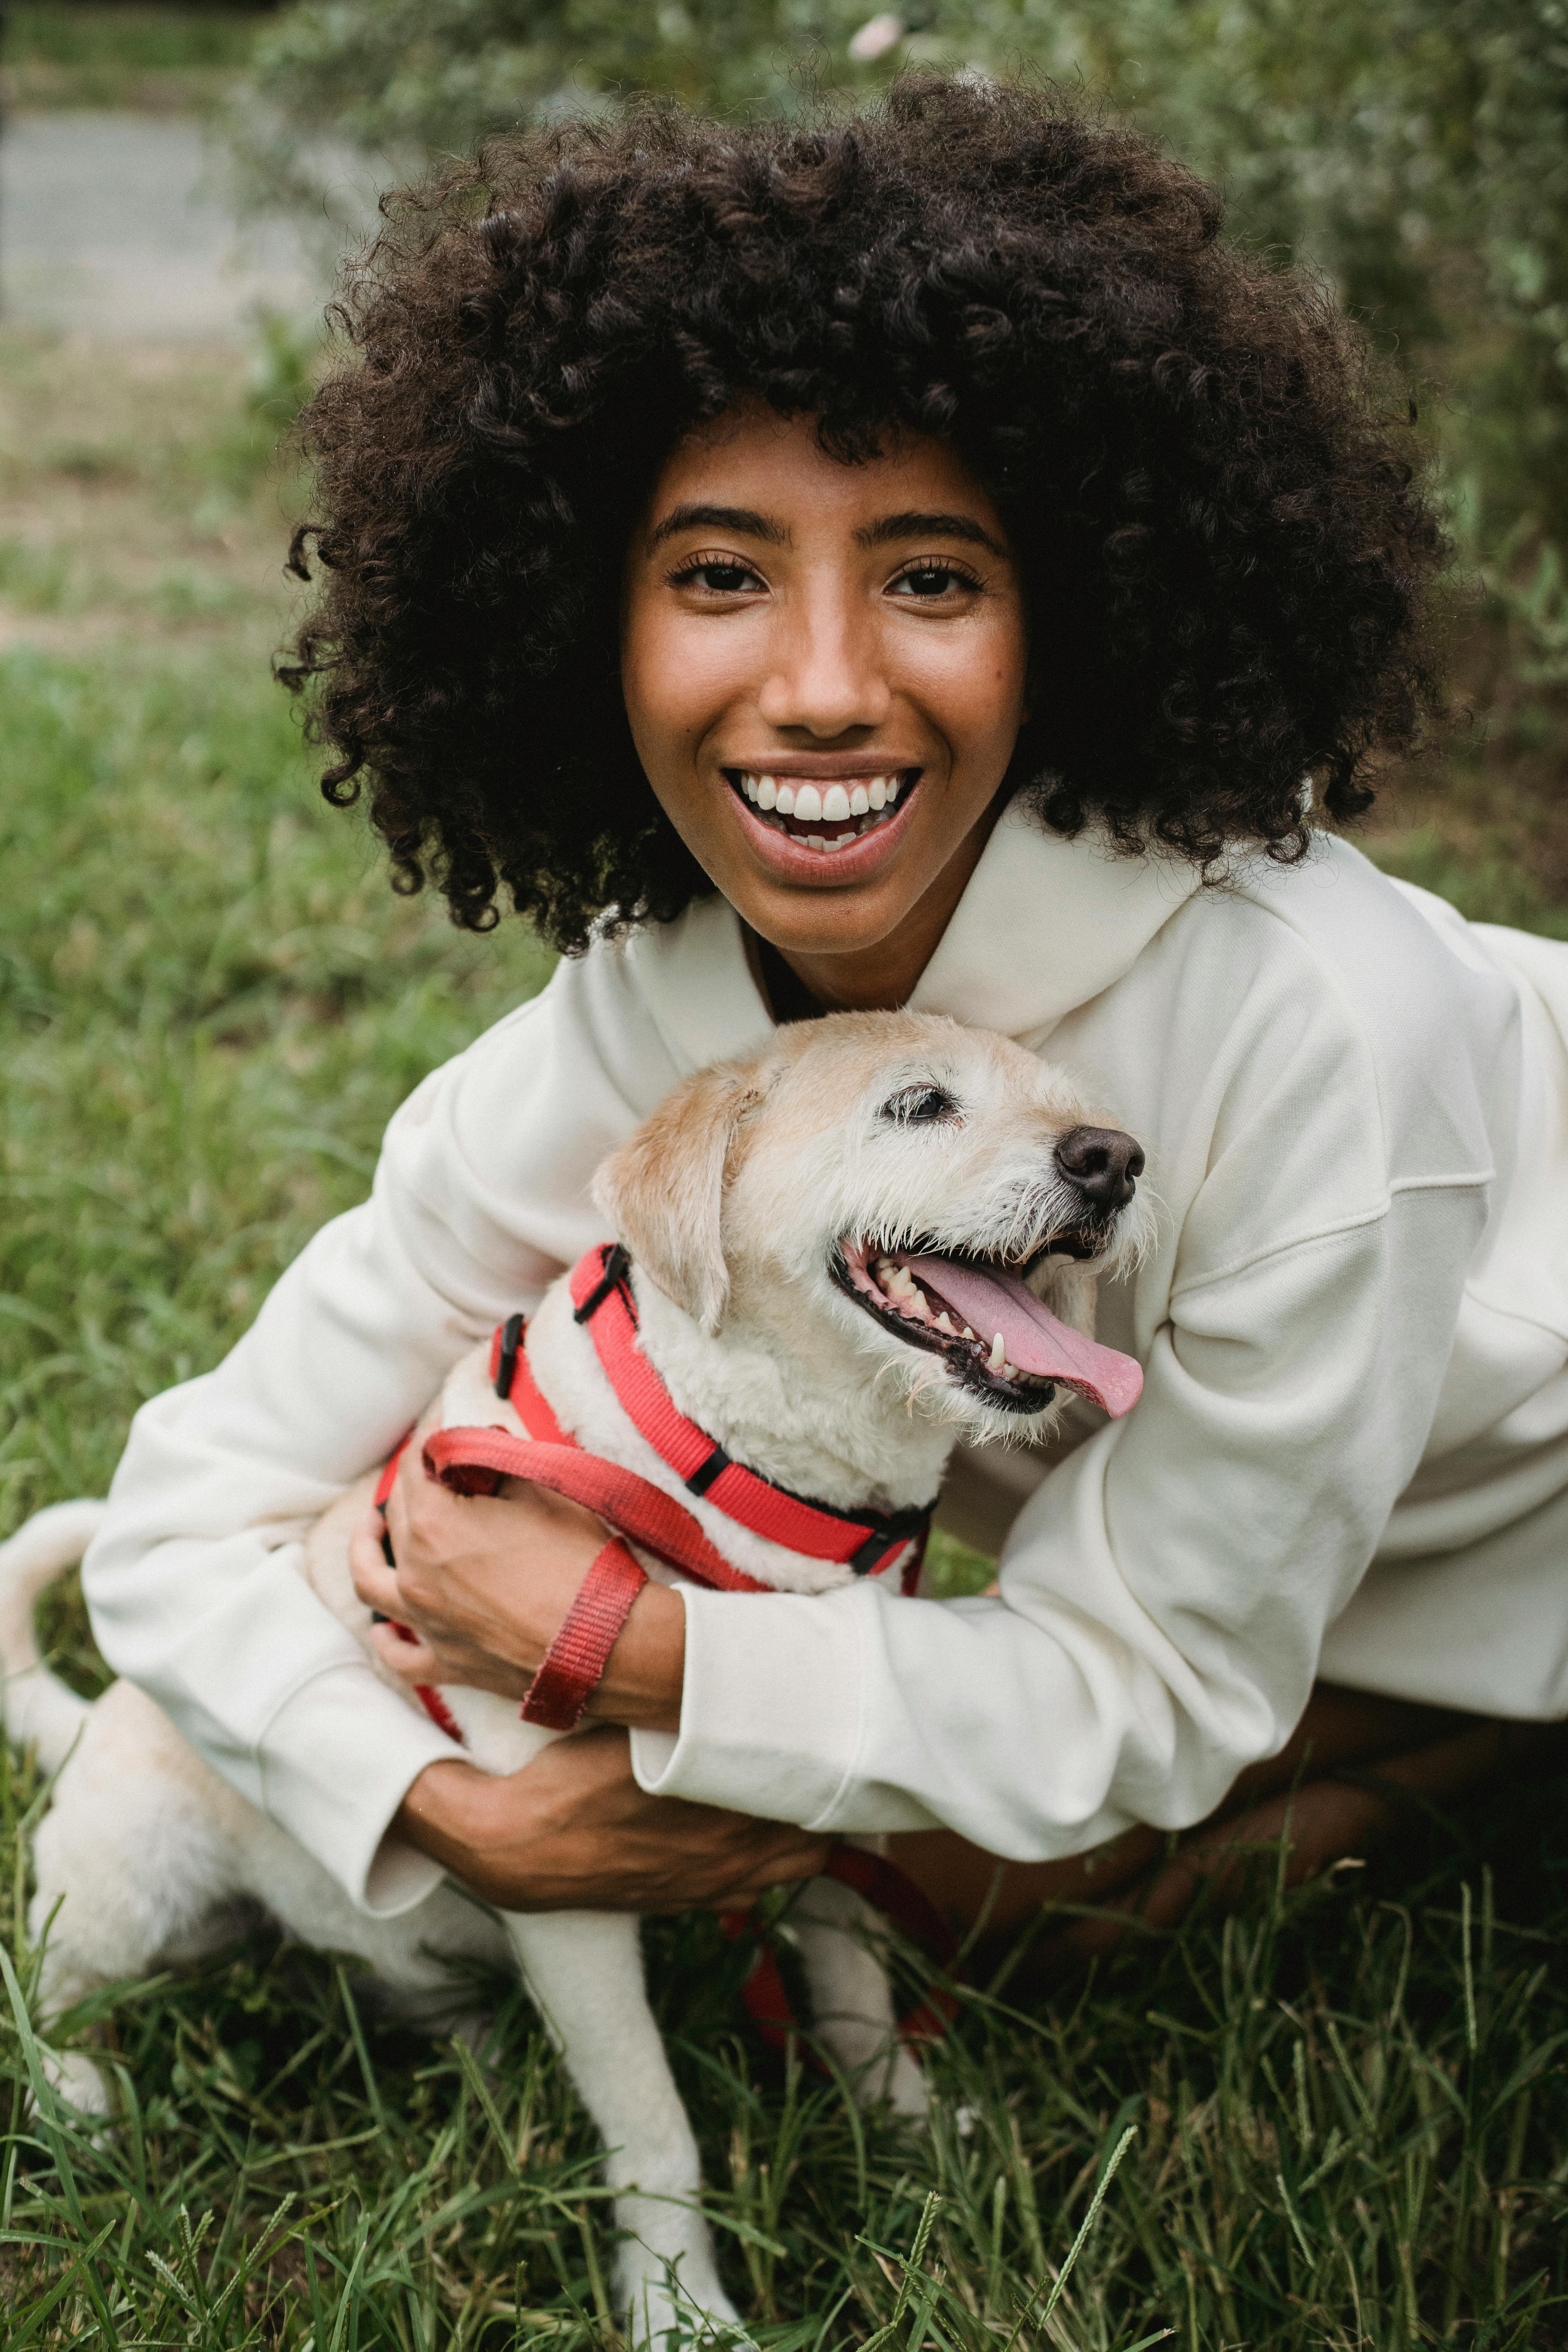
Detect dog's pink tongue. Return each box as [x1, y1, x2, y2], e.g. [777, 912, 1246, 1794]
[905, 1256, 1143, 1417]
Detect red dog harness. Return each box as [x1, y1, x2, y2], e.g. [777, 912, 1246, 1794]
[374, 1241, 956, 2042]
[397, 1242, 930, 1734]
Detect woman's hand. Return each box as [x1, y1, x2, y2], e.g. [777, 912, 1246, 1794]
[347, 1445, 687, 1731]
[398, 1731, 831, 1912]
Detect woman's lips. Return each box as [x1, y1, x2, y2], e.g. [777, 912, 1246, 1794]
[723, 766, 921, 866]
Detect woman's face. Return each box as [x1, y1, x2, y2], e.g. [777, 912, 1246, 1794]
[620, 406, 1030, 1007]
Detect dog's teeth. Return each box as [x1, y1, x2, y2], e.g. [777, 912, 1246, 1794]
[1002, 1359, 1019, 1381]
[963, 1325, 976, 1341]
[822, 784, 851, 822]
[935, 1310, 955, 1333]
[987, 1330, 1006, 1371]
[793, 784, 823, 823]
[758, 775, 777, 810]
[775, 784, 796, 816]
[849, 783, 869, 816]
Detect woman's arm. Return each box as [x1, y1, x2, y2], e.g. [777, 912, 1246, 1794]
[347, 990, 1497, 1872]
[632, 1187, 1491, 1855]
[80, 955, 723, 1914]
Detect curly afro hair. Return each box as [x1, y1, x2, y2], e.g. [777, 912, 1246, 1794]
[285, 76, 1446, 954]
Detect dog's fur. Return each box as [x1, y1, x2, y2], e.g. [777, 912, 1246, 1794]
[1, 1011, 1147, 2339]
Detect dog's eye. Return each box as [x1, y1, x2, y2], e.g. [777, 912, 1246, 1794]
[882, 1085, 959, 1127]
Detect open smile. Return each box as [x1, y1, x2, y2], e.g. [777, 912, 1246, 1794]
[832, 1236, 1145, 1418]
[724, 767, 922, 857]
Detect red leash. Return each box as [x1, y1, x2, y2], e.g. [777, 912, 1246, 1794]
[414, 1244, 929, 1731]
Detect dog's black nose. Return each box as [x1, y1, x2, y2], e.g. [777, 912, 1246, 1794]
[1055, 1125, 1144, 1211]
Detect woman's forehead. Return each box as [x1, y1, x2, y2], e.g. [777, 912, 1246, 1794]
[637, 407, 1010, 550]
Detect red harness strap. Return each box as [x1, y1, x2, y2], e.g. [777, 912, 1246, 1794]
[568, 1245, 932, 1589]
[424, 1298, 794, 1729]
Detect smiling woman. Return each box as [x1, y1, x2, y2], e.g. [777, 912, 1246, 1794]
[283, 79, 1441, 953]
[620, 408, 1031, 1007]
[74, 79, 1568, 2153]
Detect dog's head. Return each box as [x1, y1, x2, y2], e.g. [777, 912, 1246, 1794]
[593, 1011, 1149, 1443]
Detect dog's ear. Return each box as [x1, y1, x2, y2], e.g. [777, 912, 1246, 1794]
[592, 1062, 763, 1334]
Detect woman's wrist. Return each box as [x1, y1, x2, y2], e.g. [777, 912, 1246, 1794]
[586, 1576, 686, 1733]
[398, 1757, 517, 1896]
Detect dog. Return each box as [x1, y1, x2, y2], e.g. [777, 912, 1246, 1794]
[0, 1009, 1147, 2341]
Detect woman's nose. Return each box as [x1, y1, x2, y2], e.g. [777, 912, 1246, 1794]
[756, 599, 893, 737]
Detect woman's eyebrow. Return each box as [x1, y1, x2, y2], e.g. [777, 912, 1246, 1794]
[646, 503, 790, 549]
[856, 510, 1007, 555]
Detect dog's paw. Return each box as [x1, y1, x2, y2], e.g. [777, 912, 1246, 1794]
[36, 2044, 115, 2124]
[884, 2042, 931, 2124]
[619, 2258, 745, 2348]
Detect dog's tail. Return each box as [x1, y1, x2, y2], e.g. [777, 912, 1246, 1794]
[0, 1500, 105, 1770]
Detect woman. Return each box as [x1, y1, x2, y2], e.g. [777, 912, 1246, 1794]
[84, 81, 1568, 1950]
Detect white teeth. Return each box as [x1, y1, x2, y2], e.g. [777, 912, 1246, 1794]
[822, 784, 851, 823]
[886, 775, 902, 804]
[775, 784, 796, 816]
[793, 784, 823, 824]
[758, 776, 777, 810]
[833, 831, 854, 847]
[807, 834, 826, 850]
[868, 778, 886, 811]
[849, 784, 869, 817]
[987, 1331, 1006, 1372]
[746, 776, 760, 802]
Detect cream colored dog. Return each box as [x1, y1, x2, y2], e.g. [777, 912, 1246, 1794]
[0, 1010, 1147, 2342]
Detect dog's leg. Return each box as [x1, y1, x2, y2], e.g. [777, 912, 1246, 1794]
[503, 1910, 740, 2342]
[27, 1690, 251, 2116]
[790, 1877, 929, 2122]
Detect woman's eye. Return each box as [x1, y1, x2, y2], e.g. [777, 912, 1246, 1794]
[887, 562, 977, 600]
[671, 556, 765, 595]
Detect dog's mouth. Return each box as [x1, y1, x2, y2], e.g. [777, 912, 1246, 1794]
[833, 1239, 1143, 1418]
[724, 767, 921, 855]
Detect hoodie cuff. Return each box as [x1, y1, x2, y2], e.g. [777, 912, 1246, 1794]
[258, 1661, 458, 1916]
[628, 1584, 866, 1830]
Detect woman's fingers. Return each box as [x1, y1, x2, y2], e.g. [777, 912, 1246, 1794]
[348, 1505, 403, 1614]
[367, 1618, 445, 1684]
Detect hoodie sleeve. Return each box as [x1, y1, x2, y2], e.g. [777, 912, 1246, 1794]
[82, 957, 683, 1914]
[628, 900, 1504, 1852]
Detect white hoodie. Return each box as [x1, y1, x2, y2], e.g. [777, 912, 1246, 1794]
[82, 806, 1568, 1915]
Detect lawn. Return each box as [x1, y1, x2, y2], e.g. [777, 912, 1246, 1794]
[3, 325, 1568, 2348]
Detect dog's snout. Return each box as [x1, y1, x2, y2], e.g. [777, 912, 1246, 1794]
[1054, 1125, 1144, 1212]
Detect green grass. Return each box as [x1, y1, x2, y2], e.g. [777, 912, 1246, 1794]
[4, 328, 1568, 2345]
[3, 5, 269, 110]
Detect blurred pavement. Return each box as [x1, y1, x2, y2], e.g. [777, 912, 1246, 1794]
[0, 113, 366, 338]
